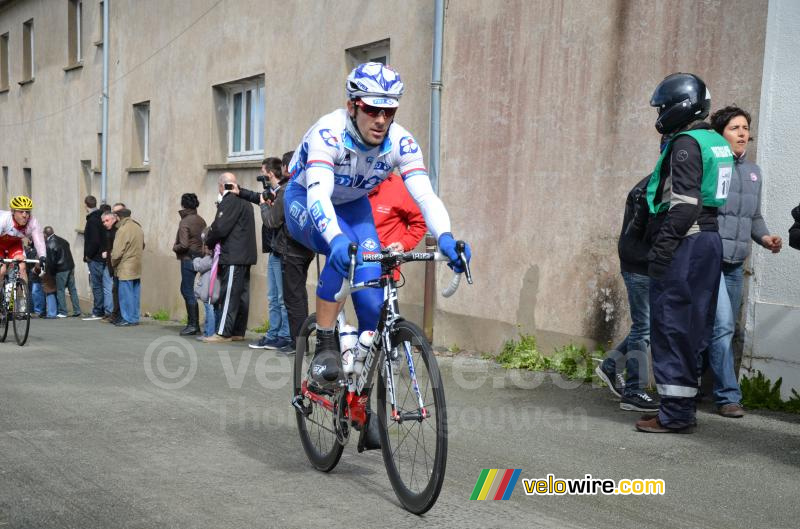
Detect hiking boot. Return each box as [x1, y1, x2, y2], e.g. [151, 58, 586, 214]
[718, 403, 745, 418]
[595, 363, 625, 398]
[620, 391, 659, 412]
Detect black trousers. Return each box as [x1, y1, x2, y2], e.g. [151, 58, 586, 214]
[282, 253, 313, 346]
[216, 264, 250, 338]
[650, 231, 721, 429]
[112, 277, 120, 319]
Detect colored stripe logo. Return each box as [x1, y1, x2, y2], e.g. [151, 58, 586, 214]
[470, 469, 522, 500]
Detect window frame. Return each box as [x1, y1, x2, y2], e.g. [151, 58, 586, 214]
[0, 33, 9, 90]
[133, 101, 150, 166]
[23, 18, 34, 81]
[226, 78, 264, 162]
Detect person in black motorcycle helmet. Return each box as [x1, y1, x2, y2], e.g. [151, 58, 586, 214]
[650, 72, 711, 135]
[636, 73, 734, 434]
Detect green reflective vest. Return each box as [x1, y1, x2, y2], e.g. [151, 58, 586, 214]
[646, 129, 734, 214]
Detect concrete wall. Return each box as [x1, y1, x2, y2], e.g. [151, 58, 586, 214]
[0, 1, 772, 354]
[434, 0, 768, 352]
[742, 0, 800, 398]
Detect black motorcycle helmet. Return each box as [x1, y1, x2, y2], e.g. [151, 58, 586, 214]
[650, 73, 711, 134]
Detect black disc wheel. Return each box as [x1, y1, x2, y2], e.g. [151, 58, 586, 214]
[12, 278, 30, 346]
[377, 320, 447, 514]
[293, 313, 344, 472]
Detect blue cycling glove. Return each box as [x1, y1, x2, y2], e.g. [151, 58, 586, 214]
[438, 232, 471, 273]
[328, 234, 363, 277]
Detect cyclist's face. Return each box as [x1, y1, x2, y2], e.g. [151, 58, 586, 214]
[348, 100, 393, 146]
[12, 210, 30, 225]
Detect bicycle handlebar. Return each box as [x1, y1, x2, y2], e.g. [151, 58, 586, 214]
[334, 241, 472, 302]
[1, 259, 40, 265]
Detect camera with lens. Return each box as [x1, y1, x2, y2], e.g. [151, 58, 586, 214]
[256, 174, 275, 202]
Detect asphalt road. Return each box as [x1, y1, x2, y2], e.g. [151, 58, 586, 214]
[1, 318, 798, 528]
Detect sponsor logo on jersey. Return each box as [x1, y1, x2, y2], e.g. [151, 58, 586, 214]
[309, 200, 331, 233]
[319, 128, 339, 148]
[373, 161, 391, 172]
[334, 174, 353, 187]
[289, 201, 308, 228]
[399, 136, 419, 155]
[362, 238, 379, 251]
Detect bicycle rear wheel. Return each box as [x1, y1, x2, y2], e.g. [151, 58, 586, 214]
[12, 278, 30, 346]
[377, 320, 447, 514]
[293, 313, 344, 472]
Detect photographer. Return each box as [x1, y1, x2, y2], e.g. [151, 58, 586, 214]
[231, 158, 291, 350]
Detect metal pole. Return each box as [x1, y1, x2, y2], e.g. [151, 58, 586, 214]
[100, 0, 109, 203]
[422, 0, 444, 343]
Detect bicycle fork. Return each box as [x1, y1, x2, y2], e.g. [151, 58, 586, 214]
[384, 337, 429, 423]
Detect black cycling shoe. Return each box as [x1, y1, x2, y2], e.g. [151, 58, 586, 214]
[309, 330, 342, 391]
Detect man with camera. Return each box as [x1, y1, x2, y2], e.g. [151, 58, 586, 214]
[228, 158, 292, 351]
[204, 172, 257, 343]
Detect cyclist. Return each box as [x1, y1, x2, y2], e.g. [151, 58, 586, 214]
[284, 62, 471, 390]
[0, 195, 46, 284]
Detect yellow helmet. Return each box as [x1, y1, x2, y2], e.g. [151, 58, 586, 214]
[9, 195, 33, 211]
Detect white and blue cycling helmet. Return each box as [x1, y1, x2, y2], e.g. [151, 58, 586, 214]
[346, 62, 404, 108]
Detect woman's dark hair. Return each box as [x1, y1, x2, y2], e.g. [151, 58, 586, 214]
[181, 193, 200, 210]
[710, 105, 752, 135]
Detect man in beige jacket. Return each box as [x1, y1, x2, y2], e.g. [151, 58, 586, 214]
[111, 208, 145, 326]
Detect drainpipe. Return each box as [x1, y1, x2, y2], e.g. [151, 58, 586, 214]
[423, 0, 444, 343]
[100, 0, 109, 203]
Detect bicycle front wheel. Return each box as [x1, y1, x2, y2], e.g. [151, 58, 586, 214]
[377, 320, 447, 515]
[0, 289, 8, 343]
[12, 278, 30, 346]
[293, 313, 344, 472]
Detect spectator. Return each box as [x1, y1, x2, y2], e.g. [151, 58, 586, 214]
[82, 195, 107, 321]
[596, 175, 658, 413]
[43, 226, 82, 318]
[193, 228, 220, 341]
[40, 267, 58, 318]
[236, 158, 292, 351]
[246, 155, 314, 353]
[101, 208, 121, 323]
[23, 237, 45, 317]
[700, 106, 783, 418]
[637, 73, 732, 434]
[233, 159, 284, 347]
[172, 193, 206, 336]
[791, 203, 800, 250]
[368, 170, 427, 272]
[97, 204, 114, 318]
[278, 150, 314, 353]
[204, 172, 257, 343]
[111, 208, 145, 326]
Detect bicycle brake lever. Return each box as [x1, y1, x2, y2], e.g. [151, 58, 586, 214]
[348, 242, 358, 288]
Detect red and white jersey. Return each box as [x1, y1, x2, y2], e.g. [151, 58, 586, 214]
[0, 210, 46, 257]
